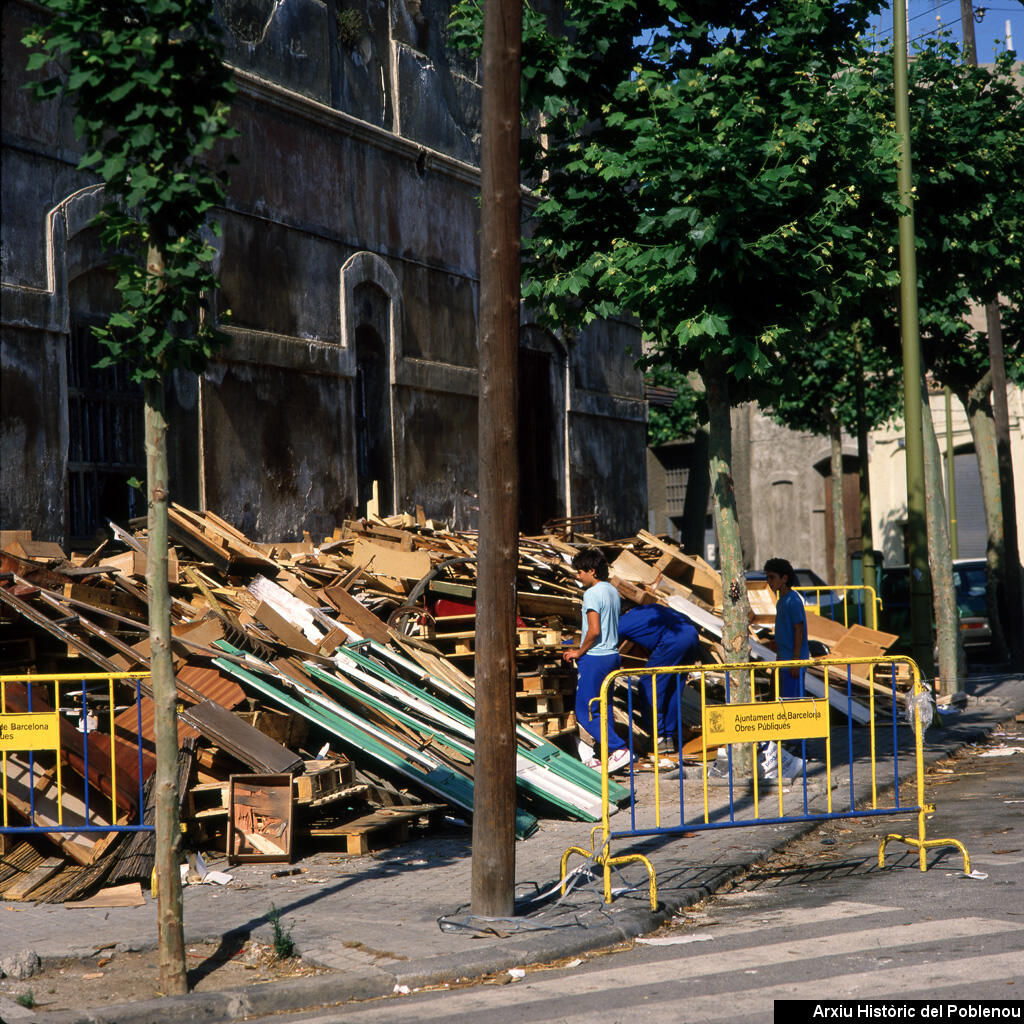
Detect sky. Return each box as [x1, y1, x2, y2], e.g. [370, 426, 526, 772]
[865, 0, 1022, 58]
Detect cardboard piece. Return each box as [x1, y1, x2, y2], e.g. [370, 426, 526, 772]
[67, 882, 146, 908]
[352, 539, 431, 581]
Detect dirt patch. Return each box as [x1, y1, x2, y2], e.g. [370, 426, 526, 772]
[0, 938, 335, 1014]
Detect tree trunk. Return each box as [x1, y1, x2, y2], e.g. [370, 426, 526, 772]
[985, 304, 1024, 668]
[959, 376, 1011, 663]
[829, 414, 849, 586]
[145, 375, 187, 996]
[920, 378, 963, 699]
[702, 360, 752, 777]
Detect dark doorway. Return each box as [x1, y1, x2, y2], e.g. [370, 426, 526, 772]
[518, 346, 559, 534]
[354, 325, 393, 516]
[66, 318, 145, 547]
[824, 460, 862, 582]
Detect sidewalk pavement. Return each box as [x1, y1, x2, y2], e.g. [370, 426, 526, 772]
[4, 671, 1022, 1024]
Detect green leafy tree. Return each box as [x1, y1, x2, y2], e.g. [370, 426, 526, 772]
[507, 1, 894, 741]
[761, 42, 902, 591]
[645, 365, 705, 448]
[905, 38, 1024, 665]
[23, 0, 235, 994]
[769, 323, 902, 585]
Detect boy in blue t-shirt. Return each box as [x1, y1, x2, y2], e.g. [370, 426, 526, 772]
[763, 557, 810, 699]
[564, 547, 629, 771]
[761, 557, 810, 781]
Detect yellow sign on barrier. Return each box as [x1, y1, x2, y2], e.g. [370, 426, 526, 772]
[0, 712, 61, 752]
[702, 698, 829, 746]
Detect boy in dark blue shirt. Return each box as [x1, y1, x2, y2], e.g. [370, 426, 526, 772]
[619, 603, 700, 752]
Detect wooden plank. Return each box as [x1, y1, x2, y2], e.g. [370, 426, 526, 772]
[641, 534, 723, 608]
[610, 550, 662, 586]
[181, 699, 303, 774]
[610, 576, 658, 605]
[174, 615, 227, 650]
[844, 622, 900, 650]
[1, 757, 104, 865]
[5, 539, 67, 561]
[252, 600, 320, 654]
[66, 882, 146, 908]
[805, 613, 849, 646]
[5, 857, 65, 901]
[307, 805, 442, 856]
[319, 584, 391, 644]
[516, 591, 580, 618]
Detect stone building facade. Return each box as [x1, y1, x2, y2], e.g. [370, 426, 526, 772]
[1, 0, 647, 547]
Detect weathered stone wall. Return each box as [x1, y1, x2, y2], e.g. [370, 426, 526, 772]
[731, 403, 853, 582]
[1, 0, 647, 545]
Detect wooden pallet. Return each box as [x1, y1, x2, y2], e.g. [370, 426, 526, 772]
[306, 804, 446, 856]
[293, 758, 355, 804]
[519, 711, 576, 738]
[515, 691, 568, 715]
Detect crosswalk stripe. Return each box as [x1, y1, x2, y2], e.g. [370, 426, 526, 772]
[691, 899, 898, 933]
[289, 948, 1024, 1024]
[307, 919, 1023, 1023]
[575, 915, 1023, 987]
[497, 950, 1024, 1024]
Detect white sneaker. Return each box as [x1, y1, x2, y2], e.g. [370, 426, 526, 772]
[606, 748, 632, 774]
[577, 737, 595, 762]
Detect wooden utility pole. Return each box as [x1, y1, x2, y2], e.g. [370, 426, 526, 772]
[471, 0, 522, 917]
[893, 0, 935, 681]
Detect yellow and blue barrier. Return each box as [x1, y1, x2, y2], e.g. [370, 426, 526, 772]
[794, 584, 882, 630]
[1, 672, 154, 839]
[561, 655, 969, 909]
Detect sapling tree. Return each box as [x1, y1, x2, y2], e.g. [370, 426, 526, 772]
[23, 0, 235, 994]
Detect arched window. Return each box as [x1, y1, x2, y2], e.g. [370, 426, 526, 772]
[340, 253, 400, 516]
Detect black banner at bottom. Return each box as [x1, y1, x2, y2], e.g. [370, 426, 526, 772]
[775, 1001, 1022, 1023]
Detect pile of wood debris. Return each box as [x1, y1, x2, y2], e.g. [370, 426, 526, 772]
[0, 507, 898, 902]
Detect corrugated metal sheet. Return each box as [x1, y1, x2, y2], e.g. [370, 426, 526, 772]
[177, 664, 246, 709]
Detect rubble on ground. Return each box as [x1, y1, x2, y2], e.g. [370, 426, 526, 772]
[0, 507, 898, 901]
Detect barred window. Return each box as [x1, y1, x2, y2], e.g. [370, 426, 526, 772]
[66, 319, 145, 545]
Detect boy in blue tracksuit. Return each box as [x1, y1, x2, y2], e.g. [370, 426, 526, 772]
[563, 547, 629, 771]
[764, 557, 810, 698]
[619, 603, 700, 749]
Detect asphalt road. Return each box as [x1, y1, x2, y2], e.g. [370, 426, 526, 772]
[243, 717, 1024, 1023]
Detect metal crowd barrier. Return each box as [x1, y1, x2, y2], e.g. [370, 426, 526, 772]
[561, 656, 969, 909]
[794, 584, 882, 630]
[1, 672, 154, 839]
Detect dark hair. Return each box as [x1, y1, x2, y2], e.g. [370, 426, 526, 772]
[572, 547, 609, 580]
[763, 557, 796, 587]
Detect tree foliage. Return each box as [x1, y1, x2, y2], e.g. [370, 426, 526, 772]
[904, 39, 1024, 392]
[645, 365, 705, 447]
[23, 0, 236, 379]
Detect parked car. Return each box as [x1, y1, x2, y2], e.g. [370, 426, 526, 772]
[878, 558, 991, 657]
[952, 559, 992, 650]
